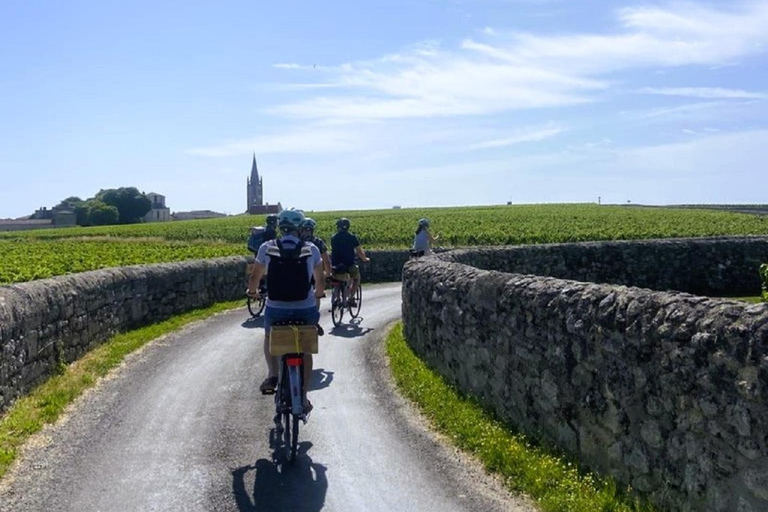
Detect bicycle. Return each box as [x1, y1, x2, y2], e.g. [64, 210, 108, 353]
[329, 265, 362, 327]
[265, 320, 319, 462]
[246, 279, 267, 317]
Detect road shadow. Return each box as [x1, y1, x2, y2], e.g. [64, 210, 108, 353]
[329, 318, 373, 338]
[308, 368, 334, 391]
[232, 442, 328, 512]
[241, 315, 265, 329]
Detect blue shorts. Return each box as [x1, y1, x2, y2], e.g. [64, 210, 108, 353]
[264, 306, 320, 334]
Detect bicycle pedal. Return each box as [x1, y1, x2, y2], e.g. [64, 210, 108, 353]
[261, 389, 276, 396]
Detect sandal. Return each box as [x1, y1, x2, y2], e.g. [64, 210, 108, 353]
[259, 376, 278, 394]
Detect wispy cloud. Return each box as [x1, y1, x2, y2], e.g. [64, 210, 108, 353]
[268, 2, 768, 122]
[637, 87, 768, 99]
[468, 124, 565, 149]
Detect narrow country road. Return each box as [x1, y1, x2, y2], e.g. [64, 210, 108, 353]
[0, 283, 534, 512]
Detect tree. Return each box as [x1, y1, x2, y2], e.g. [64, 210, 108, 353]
[87, 200, 119, 226]
[96, 187, 151, 224]
[55, 196, 84, 210]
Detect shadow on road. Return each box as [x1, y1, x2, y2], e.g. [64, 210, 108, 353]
[309, 368, 334, 391]
[241, 316, 265, 329]
[232, 442, 328, 512]
[329, 318, 373, 339]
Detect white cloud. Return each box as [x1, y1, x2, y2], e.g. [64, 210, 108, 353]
[268, 2, 768, 122]
[468, 124, 565, 149]
[637, 87, 768, 99]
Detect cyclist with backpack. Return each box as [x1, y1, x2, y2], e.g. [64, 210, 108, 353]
[330, 217, 370, 307]
[247, 209, 325, 410]
[264, 214, 278, 243]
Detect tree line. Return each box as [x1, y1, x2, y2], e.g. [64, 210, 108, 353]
[53, 187, 152, 226]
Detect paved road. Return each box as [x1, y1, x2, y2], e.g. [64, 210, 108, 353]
[1, 283, 535, 512]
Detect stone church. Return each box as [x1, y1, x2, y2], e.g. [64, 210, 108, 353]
[247, 154, 282, 215]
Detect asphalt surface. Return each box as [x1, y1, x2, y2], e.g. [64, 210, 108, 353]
[0, 283, 536, 512]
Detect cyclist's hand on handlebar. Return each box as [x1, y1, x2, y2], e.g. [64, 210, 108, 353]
[246, 288, 258, 298]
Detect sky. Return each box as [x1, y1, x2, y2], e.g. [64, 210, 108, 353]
[1, 0, 767, 218]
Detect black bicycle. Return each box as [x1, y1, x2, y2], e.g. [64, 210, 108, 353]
[247, 279, 267, 317]
[330, 266, 362, 327]
[265, 320, 319, 462]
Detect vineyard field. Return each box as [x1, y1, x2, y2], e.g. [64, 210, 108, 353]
[3, 204, 767, 247]
[0, 239, 242, 285]
[2, 204, 767, 285]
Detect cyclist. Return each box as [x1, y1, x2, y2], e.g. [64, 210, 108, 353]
[330, 217, 370, 307]
[412, 217, 438, 256]
[300, 218, 331, 278]
[247, 209, 324, 411]
[264, 214, 278, 243]
[301, 218, 332, 316]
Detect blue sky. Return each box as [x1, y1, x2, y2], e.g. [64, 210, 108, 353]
[1, 0, 767, 218]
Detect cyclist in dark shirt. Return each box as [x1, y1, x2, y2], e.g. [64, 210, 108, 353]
[330, 217, 370, 307]
[264, 214, 278, 243]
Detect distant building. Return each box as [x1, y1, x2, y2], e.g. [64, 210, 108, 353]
[172, 210, 227, 221]
[143, 192, 171, 223]
[0, 206, 75, 231]
[247, 153, 282, 215]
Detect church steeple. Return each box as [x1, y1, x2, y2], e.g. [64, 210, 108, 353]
[250, 153, 259, 183]
[247, 153, 264, 212]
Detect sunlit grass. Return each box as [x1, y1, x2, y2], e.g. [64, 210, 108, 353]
[386, 323, 657, 512]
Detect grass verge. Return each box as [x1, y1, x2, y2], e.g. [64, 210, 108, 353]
[386, 322, 656, 512]
[0, 299, 244, 479]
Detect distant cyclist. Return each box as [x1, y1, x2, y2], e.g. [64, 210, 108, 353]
[247, 209, 324, 411]
[301, 217, 332, 279]
[330, 217, 370, 307]
[412, 217, 438, 256]
[264, 214, 278, 243]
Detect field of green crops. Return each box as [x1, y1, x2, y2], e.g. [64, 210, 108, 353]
[2, 204, 767, 285]
[0, 239, 242, 284]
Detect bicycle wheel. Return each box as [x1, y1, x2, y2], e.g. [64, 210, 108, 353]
[331, 286, 344, 326]
[247, 295, 265, 317]
[291, 414, 300, 461]
[349, 283, 362, 318]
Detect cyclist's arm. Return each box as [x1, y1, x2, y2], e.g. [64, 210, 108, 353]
[355, 245, 370, 263]
[248, 262, 266, 295]
[321, 252, 332, 276]
[313, 262, 325, 297]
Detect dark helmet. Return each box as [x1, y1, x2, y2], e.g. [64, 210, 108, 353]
[266, 214, 278, 227]
[418, 218, 430, 228]
[336, 217, 350, 231]
[277, 209, 305, 232]
[301, 218, 317, 232]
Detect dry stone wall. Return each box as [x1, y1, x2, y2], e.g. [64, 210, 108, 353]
[440, 236, 768, 296]
[402, 237, 768, 512]
[0, 256, 250, 413]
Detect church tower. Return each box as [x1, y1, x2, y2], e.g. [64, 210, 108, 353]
[246, 153, 263, 211]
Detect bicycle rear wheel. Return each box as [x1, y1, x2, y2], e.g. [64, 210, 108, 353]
[349, 284, 362, 318]
[331, 286, 344, 326]
[247, 295, 265, 317]
[291, 414, 300, 461]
